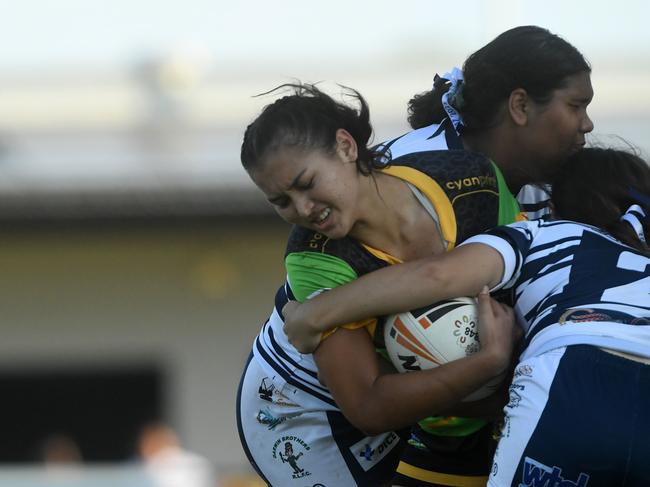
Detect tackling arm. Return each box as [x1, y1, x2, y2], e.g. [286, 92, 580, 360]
[284, 243, 505, 352]
[314, 288, 515, 435]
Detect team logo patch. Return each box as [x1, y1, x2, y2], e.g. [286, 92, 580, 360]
[272, 436, 312, 479]
[350, 432, 400, 472]
[521, 457, 590, 486]
[558, 308, 612, 324]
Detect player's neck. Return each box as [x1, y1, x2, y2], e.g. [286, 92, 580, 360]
[463, 129, 527, 194]
[350, 173, 445, 260]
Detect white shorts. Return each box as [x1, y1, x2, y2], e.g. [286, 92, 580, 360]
[236, 353, 403, 487]
[489, 345, 650, 487]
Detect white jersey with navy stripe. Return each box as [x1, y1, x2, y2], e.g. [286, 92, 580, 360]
[515, 184, 551, 220]
[465, 220, 650, 359]
[382, 120, 551, 220]
[252, 283, 338, 411]
[242, 282, 404, 486]
[378, 118, 464, 156]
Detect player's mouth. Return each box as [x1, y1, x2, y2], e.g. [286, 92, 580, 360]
[572, 141, 586, 152]
[311, 207, 332, 229]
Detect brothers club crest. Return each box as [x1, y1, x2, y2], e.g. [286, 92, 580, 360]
[272, 436, 312, 479]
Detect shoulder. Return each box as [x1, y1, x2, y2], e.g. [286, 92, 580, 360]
[389, 150, 497, 186]
[285, 226, 386, 275]
[377, 119, 462, 159]
[284, 226, 390, 303]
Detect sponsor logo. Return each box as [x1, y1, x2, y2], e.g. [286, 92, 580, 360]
[258, 377, 275, 402]
[350, 432, 400, 472]
[396, 354, 421, 371]
[272, 436, 312, 479]
[507, 383, 525, 409]
[445, 175, 497, 192]
[520, 457, 590, 487]
[256, 407, 301, 431]
[452, 314, 478, 349]
[308, 232, 326, 250]
[257, 377, 299, 408]
[559, 308, 650, 326]
[514, 364, 533, 377]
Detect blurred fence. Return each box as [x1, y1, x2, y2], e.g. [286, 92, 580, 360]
[0, 466, 264, 487]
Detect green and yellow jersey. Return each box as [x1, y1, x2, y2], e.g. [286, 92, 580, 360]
[284, 149, 523, 437]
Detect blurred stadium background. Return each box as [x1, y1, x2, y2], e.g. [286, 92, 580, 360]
[0, 1, 649, 485]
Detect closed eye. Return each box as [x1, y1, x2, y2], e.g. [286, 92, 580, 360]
[295, 178, 314, 191]
[269, 196, 290, 208]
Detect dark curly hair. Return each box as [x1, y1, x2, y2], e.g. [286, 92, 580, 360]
[241, 83, 388, 176]
[408, 26, 591, 132]
[551, 147, 650, 255]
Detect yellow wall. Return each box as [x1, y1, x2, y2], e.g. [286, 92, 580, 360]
[0, 218, 289, 473]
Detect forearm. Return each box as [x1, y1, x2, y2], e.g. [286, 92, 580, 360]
[349, 352, 506, 434]
[317, 328, 508, 435]
[438, 380, 510, 418]
[297, 244, 502, 333]
[298, 258, 449, 333]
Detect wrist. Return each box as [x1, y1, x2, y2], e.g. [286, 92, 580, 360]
[299, 300, 329, 334]
[476, 348, 510, 377]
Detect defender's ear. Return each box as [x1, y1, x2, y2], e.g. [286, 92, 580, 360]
[335, 128, 358, 163]
[508, 88, 530, 127]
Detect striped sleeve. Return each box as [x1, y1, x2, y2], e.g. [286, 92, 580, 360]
[462, 221, 538, 291]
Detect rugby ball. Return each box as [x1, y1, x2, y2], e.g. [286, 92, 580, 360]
[383, 297, 504, 401]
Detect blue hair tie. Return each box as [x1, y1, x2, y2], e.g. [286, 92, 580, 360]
[439, 67, 465, 135]
[621, 204, 647, 243]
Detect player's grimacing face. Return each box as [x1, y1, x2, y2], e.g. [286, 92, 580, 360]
[526, 71, 594, 181]
[249, 145, 362, 239]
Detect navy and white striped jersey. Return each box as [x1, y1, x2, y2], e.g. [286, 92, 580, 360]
[465, 220, 650, 360]
[253, 283, 339, 411]
[515, 184, 551, 221]
[378, 118, 464, 155]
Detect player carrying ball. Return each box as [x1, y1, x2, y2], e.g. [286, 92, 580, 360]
[237, 25, 594, 487]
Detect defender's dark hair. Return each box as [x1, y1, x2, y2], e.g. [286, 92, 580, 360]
[241, 83, 385, 175]
[551, 147, 650, 255]
[408, 26, 591, 131]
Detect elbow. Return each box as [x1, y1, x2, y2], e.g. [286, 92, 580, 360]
[344, 407, 395, 437]
[350, 418, 389, 437]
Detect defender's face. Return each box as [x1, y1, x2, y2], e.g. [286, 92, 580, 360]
[249, 147, 362, 240]
[525, 71, 594, 182]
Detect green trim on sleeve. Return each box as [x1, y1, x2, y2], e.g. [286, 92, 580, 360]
[285, 251, 359, 303]
[491, 161, 521, 225]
